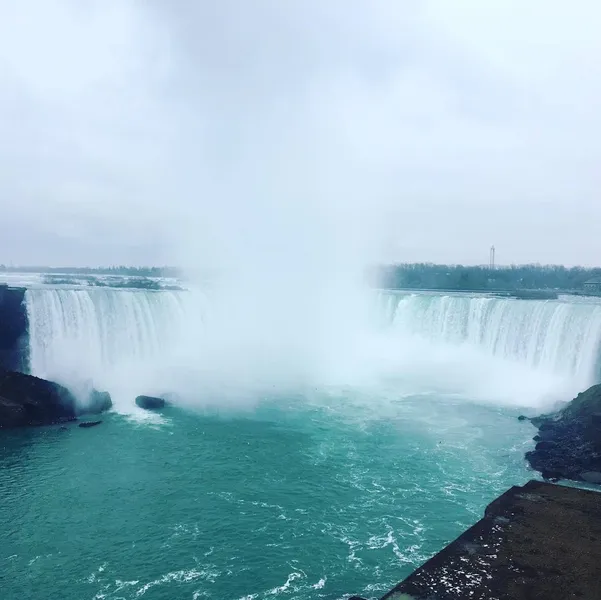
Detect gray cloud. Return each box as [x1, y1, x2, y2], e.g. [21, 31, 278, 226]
[0, 0, 600, 267]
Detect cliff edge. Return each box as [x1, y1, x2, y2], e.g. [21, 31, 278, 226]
[351, 480, 601, 600]
[0, 368, 112, 428]
[0, 284, 28, 371]
[525, 384, 601, 482]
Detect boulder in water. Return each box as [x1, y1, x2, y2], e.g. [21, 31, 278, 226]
[135, 395, 165, 410]
[79, 420, 102, 428]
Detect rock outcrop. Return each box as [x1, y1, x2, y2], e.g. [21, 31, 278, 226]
[0, 285, 29, 372]
[0, 368, 112, 429]
[87, 389, 112, 413]
[525, 384, 601, 482]
[79, 420, 102, 428]
[363, 480, 601, 600]
[135, 395, 165, 410]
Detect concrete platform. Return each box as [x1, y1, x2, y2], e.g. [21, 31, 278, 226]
[374, 480, 601, 600]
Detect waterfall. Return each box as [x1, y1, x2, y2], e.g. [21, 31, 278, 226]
[22, 287, 601, 410]
[389, 293, 601, 388]
[25, 288, 196, 400]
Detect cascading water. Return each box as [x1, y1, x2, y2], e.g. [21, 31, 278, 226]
[23, 287, 601, 412]
[25, 288, 198, 408]
[387, 292, 601, 394]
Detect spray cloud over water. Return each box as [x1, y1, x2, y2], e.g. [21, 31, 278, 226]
[166, 149, 383, 399]
[11, 1, 601, 413]
[152, 40, 392, 399]
[25, 286, 601, 415]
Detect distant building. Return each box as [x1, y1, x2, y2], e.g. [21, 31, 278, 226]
[583, 277, 601, 294]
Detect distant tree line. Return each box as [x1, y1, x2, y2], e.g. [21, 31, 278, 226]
[375, 263, 601, 291]
[0, 265, 181, 277]
[41, 274, 184, 290]
[2, 262, 600, 292]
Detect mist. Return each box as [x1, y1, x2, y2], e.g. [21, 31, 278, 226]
[4, 1, 601, 414]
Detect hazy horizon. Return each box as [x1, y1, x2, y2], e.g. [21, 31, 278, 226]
[1, 260, 601, 271]
[1, 1, 601, 269]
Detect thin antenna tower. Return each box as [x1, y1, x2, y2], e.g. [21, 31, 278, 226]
[489, 245, 496, 270]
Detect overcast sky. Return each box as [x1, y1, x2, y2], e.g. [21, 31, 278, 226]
[0, 0, 600, 267]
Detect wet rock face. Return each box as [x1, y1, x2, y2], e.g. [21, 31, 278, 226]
[135, 395, 165, 410]
[0, 368, 112, 428]
[0, 285, 29, 372]
[0, 368, 77, 427]
[525, 384, 601, 482]
[581, 471, 601, 484]
[87, 390, 112, 414]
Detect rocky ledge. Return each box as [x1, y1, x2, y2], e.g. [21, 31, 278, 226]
[524, 383, 601, 482]
[351, 480, 601, 600]
[0, 368, 112, 428]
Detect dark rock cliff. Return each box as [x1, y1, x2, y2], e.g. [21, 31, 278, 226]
[0, 368, 78, 427]
[0, 284, 29, 372]
[135, 395, 166, 410]
[0, 368, 112, 428]
[525, 384, 601, 482]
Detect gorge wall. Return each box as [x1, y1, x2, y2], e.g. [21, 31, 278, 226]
[0, 284, 28, 372]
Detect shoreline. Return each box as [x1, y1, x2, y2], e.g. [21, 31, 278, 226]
[351, 480, 601, 600]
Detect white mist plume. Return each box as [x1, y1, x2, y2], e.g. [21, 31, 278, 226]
[152, 55, 393, 398]
[162, 145, 385, 399]
[10, 0, 601, 413]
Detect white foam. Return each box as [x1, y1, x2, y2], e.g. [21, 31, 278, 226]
[267, 571, 303, 595]
[312, 577, 326, 589]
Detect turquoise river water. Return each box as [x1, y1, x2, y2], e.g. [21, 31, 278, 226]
[2, 392, 535, 600]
